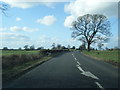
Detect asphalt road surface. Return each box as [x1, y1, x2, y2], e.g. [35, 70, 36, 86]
[3, 51, 119, 89]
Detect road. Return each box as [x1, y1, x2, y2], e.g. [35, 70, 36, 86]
[3, 51, 119, 89]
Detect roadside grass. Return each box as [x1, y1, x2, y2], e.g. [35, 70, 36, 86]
[2, 56, 52, 83]
[2, 50, 68, 83]
[82, 50, 119, 67]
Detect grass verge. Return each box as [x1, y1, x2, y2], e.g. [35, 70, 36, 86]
[2, 51, 65, 83]
[82, 50, 119, 68]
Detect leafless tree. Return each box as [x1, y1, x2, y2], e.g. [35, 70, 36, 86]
[0, 2, 9, 15]
[71, 14, 112, 51]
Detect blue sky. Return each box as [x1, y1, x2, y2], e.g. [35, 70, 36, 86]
[0, 0, 119, 49]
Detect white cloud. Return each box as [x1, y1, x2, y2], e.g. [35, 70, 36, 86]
[37, 15, 56, 26]
[0, 0, 34, 9]
[0, 32, 30, 41]
[0, 0, 57, 9]
[10, 26, 39, 32]
[105, 36, 118, 48]
[0, 27, 7, 31]
[10, 26, 21, 31]
[64, 15, 75, 28]
[0, 0, 119, 9]
[22, 27, 39, 32]
[0, 32, 32, 49]
[64, 0, 118, 27]
[16, 17, 21, 21]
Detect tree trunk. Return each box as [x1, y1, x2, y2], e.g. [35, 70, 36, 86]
[87, 42, 91, 51]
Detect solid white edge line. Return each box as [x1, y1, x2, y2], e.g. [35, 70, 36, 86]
[95, 82, 105, 90]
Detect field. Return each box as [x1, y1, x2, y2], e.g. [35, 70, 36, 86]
[1, 50, 39, 56]
[82, 50, 119, 67]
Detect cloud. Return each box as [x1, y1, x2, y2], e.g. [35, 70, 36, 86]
[64, 15, 75, 28]
[64, 0, 118, 27]
[0, 0, 57, 9]
[10, 26, 21, 31]
[36, 15, 56, 26]
[0, 32, 31, 41]
[0, 0, 34, 8]
[22, 27, 39, 32]
[10, 26, 39, 32]
[104, 36, 118, 48]
[0, 27, 7, 31]
[16, 17, 21, 21]
[0, 32, 32, 49]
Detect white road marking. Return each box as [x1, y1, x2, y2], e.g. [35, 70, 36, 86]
[76, 61, 81, 65]
[74, 58, 77, 61]
[95, 82, 104, 90]
[72, 54, 77, 61]
[76, 65, 99, 80]
[72, 54, 75, 58]
[81, 72, 99, 80]
[72, 53, 99, 80]
[72, 54, 74, 56]
[76, 65, 84, 72]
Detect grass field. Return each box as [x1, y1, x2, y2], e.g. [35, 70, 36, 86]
[82, 50, 119, 67]
[1, 50, 39, 56]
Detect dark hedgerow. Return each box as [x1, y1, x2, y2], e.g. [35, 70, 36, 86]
[2, 49, 69, 70]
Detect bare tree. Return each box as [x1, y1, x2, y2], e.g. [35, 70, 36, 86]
[24, 45, 29, 50]
[71, 14, 112, 51]
[37, 47, 44, 50]
[0, 2, 9, 15]
[30, 45, 35, 50]
[51, 43, 56, 49]
[56, 44, 62, 50]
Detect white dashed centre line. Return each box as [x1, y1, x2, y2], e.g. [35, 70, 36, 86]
[76, 65, 84, 72]
[76, 61, 81, 65]
[95, 82, 105, 90]
[72, 53, 103, 89]
[72, 53, 99, 80]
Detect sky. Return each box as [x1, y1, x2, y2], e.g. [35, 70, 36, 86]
[0, 0, 119, 49]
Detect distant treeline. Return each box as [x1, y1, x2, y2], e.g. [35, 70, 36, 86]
[1, 43, 120, 51]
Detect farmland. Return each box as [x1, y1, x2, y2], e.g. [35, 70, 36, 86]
[82, 50, 119, 67]
[2, 50, 39, 56]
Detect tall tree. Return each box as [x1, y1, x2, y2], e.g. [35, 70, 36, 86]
[71, 14, 112, 51]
